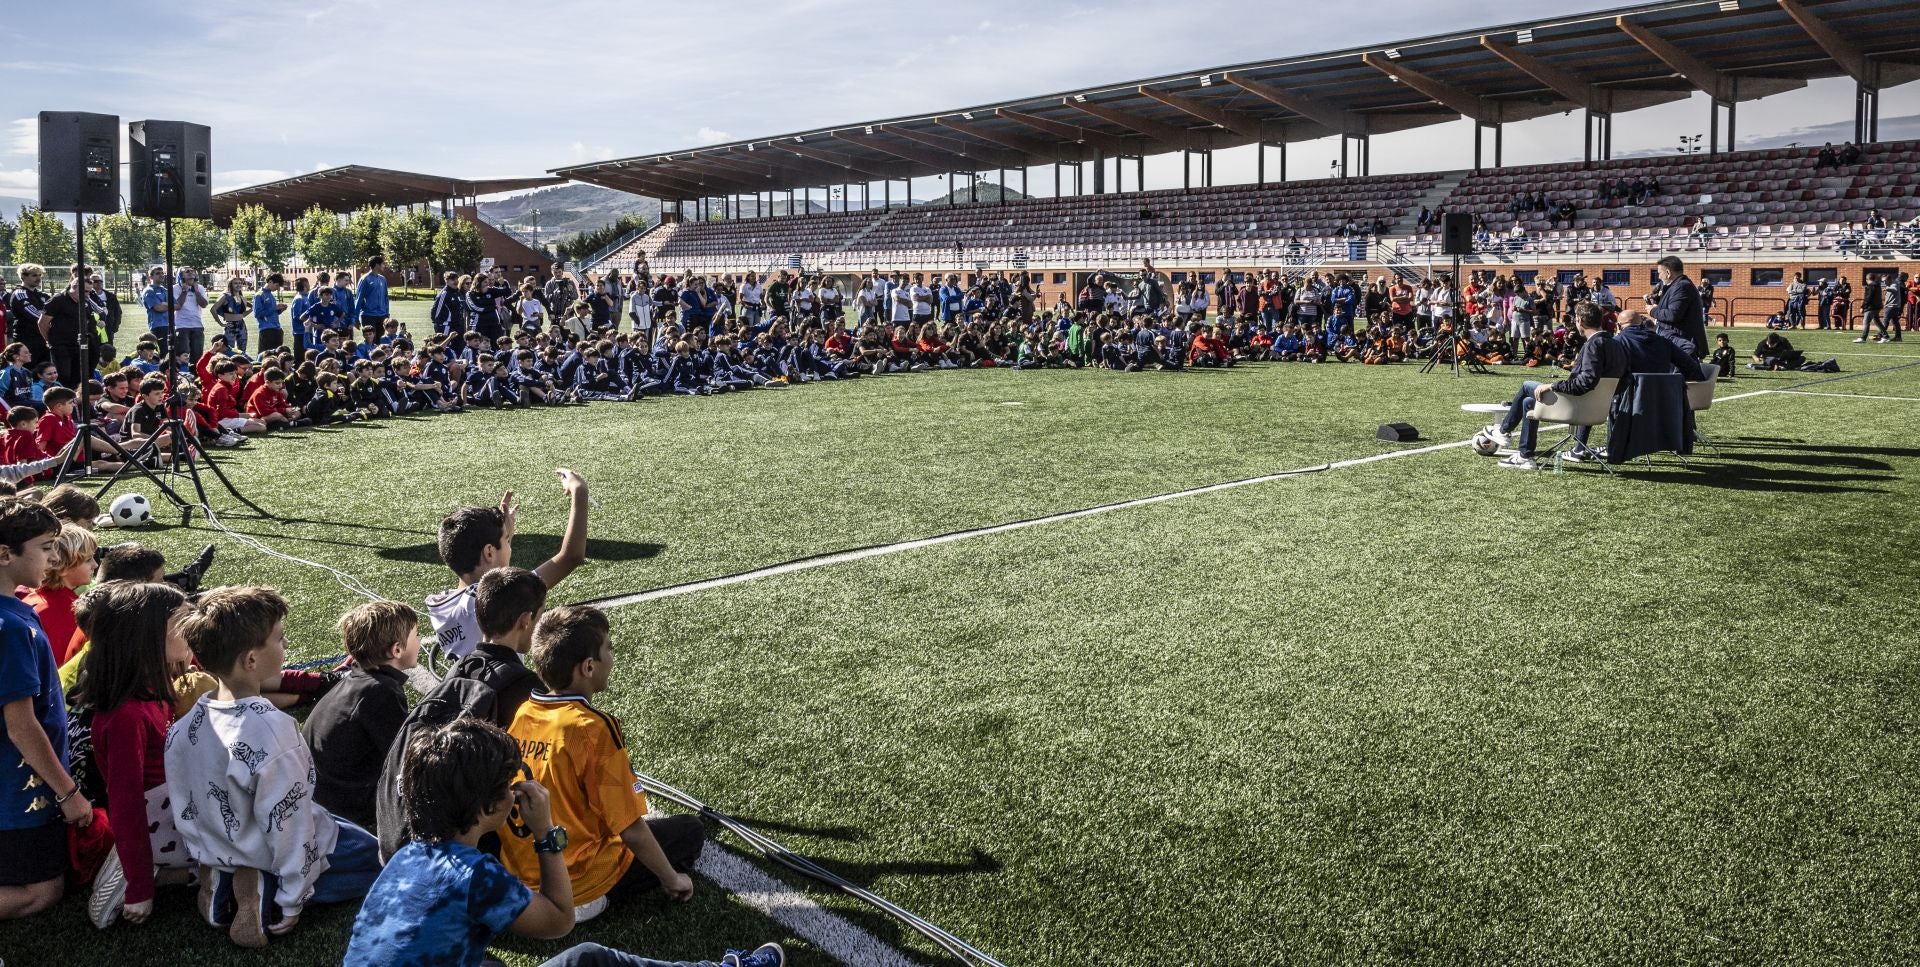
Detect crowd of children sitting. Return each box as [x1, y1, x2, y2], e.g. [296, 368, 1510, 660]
[4, 257, 1774, 476]
[0, 470, 788, 967]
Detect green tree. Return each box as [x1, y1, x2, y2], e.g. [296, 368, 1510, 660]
[171, 219, 231, 274]
[0, 213, 15, 265]
[303, 213, 357, 272]
[348, 205, 394, 265]
[86, 212, 161, 292]
[292, 204, 335, 261]
[13, 207, 75, 267]
[380, 208, 440, 291]
[431, 217, 485, 275]
[228, 203, 295, 272]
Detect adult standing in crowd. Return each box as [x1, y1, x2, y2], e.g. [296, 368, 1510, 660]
[544, 262, 579, 315]
[214, 277, 251, 352]
[40, 273, 92, 386]
[253, 274, 286, 353]
[6, 264, 52, 365]
[1646, 255, 1705, 359]
[431, 271, 466, 337]
[87, 273, 121, 344]
[357, 257, 391, 331]
[170, 268, 210, 363]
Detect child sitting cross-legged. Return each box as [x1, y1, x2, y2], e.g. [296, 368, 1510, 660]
[344, 718, 784, 967]
[304, 600, 421, 831]
[165, 586, 382, 948]
[501, 606, 704, 923]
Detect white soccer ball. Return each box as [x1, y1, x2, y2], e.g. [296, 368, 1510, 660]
[109, 493, 153, 528]
[1471, 432, 1501, 457]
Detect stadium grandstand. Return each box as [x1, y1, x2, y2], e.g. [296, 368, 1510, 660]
[535, 0, 1918, 323]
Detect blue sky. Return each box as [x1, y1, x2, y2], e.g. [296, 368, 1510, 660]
[2, 0, 1912, 214]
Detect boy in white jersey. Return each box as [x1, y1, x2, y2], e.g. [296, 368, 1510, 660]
[426, 469, 590, 661]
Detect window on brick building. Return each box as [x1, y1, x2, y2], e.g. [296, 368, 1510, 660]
[1804, 268, 1838, 284]
[1601, 269, 1630, 286]
[1700, 268, 1732, 285]
[1751, 268, 1784, 286]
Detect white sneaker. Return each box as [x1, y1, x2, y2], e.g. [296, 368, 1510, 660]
[1497, 454, 1539, 470]
[1878, 337, 1890, 343]
[574, 894, 610, 923]
[88, 849, 127, 929]
[1480, 424, 1511, 449]
[938, 358, 959, 369]
[910, 362, 930, 372]
[1854, 338, 1867, 343]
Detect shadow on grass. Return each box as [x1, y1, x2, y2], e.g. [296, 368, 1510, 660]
[809, 845, 1003, 881]
[375, 533, 665, 566]
[1615, 460, 1895, 494]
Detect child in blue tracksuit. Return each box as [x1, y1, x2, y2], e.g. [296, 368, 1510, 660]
[331, 279, 359, 333]
[0, 345, 35, 412]
[664, 342, 708, 396]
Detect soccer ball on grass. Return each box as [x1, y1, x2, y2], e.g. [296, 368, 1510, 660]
[108, 493, 154, 528]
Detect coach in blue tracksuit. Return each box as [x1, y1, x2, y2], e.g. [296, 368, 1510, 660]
[252, 274, 286, 353]
[357, 257, 391, 329]
[431, 271, 466, 336]
[1328, 275, 1358, 335]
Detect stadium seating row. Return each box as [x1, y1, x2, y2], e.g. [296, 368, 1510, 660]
[591, 140, 1920, 273]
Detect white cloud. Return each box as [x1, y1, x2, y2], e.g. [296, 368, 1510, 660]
[0, 167, 37, 199]
[6, 118, 35, 157]
[691, 128, 732, 145]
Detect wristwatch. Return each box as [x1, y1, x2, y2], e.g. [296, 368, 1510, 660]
[532, 825, 569, 854]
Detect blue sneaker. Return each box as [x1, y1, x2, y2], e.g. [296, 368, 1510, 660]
[723, 943, 786, 967]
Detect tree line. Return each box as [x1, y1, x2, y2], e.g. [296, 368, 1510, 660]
[0, 204, 486, 289]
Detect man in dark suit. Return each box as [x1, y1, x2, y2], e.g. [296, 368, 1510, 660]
[1646, 255, 1706, 359]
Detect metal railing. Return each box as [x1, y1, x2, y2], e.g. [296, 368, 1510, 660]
[576, 224, 654, 272]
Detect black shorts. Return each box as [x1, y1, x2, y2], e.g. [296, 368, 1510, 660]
[360, 314, 389, 328]
[0, 820, 68, 886]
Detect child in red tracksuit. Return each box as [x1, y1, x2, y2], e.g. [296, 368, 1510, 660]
[202, 360, 266, 436]
[0, 405, 52, 482]
[245, 369, 300, 429]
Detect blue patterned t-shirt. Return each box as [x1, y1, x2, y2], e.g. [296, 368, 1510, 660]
[343, 839, 531, 967]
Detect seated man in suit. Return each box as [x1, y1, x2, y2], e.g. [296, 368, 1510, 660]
[1615, 309, 1705, 380]
[1477, 303, 1628, 471]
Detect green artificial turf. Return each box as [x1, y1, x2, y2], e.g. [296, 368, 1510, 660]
[3, 328, 1915, 966]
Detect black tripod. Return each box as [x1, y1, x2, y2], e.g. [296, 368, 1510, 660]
[50, 213, 196, 517]
[91, 217, 272, 525]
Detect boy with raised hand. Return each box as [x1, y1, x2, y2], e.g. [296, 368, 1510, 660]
[427, 468, 589, 662]
[305, 600, 422, 830]
[501, 606, 703, 923]
[165, 586, 382, 948]
[346, 719, 785, 967]
[0, 497, 91, 920]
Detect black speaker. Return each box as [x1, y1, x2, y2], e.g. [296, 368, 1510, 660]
[37, 111, 121, 215]
[1441, 213, 1473, 256]
[128, 120, 211, 219]
[1376, 422, 1420, 442]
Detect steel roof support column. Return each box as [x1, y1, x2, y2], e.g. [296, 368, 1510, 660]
[1857, 84, 1878, 144]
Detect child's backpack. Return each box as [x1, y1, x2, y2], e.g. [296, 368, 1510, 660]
[372, 650, 540, 859]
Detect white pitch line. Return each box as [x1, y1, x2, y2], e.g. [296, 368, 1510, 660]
[1774, 390, 1920, 402]
[691, 833, 924, 967]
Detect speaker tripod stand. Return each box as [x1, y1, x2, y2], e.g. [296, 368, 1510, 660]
[86, 216, 274, 526]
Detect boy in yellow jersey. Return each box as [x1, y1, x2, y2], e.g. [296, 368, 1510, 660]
[499, 606, 702, 922]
